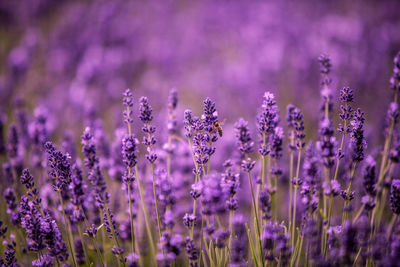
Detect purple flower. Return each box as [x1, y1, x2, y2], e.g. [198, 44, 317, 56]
[123, 89, 134, 125]
[42, 213, 69, 262]
[167, 88, 178, 134]
[340, 221, 358, 265]
[230, 216, 247, 266]
[363, 155, 377, 197]
[44, 141, 72, 192]
[103, 208, 119, 239]
[84, 224, 98, 237]
[287, 105, 305, 149]
[390, 51, 400, 91]
[32, 254, 52, 267]
[390, 179, 400, 214]
[234, 118, 254, 155]
[185, 237, 198, 262]
[0, 241, 19, 267]
[259, 189, 271, 220]
[183, 213, 196, 229]
[257, 92, 280, 156]
[190, 182, 202, 199]
[323, 180, 340, 196]
[317, 118, 337, 168]
[139, 96, 153, 124]
[157, 233, 182, 266]
[122, 134, 139, 168]
[7, 124, 23, 169]
[202, 97, 218, 133]
[271, 126, 284, 159]
[350, 108, 366, 162]
[19, 196, 46, 252]
[139, 97, 158, 163]
[318, 54, 333, 113]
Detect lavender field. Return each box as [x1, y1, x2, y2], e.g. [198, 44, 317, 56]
[1, 0, 400, 266]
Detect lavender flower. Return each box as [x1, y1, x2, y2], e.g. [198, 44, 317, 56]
[318, 54, 333, 113]
[317, 118, 337, 168]
[183, 213, 196, 228]
[390, 179, 400, 214]
[123, 89, 134, 125]
[45, 141, 72, 192]
[259, 189, 271, 220]
[221, 162, 240, 211]
[234, 118, 254, 155]
[167, 88, 178, 134]
[139, 97, 157, 163]
[42, 213, 69, 262]
[32, 254, 52, 267]
[350, 108, 366, 163]
[121, 134, 139, 183]
[81, 128, 107, 205]
[202, 97, 218, 133]
[7, 124, 23, 170]
[340, 221, 358, 265]
[390, 51, 400, 91]
[185, 237, 198, 262]
[363, 156, 377, 197]
[257, 92, 279, 156]
[287, 105, 305, 150]
[0, 241, 19, 267]
[230, 216, 247, 267]
[157, 233, 182, 267]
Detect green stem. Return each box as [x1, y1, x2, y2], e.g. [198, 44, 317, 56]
[58, 190, 77, 267]
[90, 235, 105, 267]
[151, 163, 163, 239]
[386, 214, 398, 240]
[198, 216, 205, 267]
[127, 178, 136, 256]
[135, 165, 157, 265]
[77, 224, 90, 267]
[247, 171, 264, 266]
[104, 202, 126, 267]
[245, 224, 259, 267]
[291, 149, 302, 248]
[288, 133, 294, 240]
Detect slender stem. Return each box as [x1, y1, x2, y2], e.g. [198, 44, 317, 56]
[247, 171, 264, 266]
[77, 224, 90, 267]
[342, 163, 357, 224]
[291, 149, 302, 248]
[127, 180, 136, 256]
[227, 210, 234, 257]
[58, 190, 77, 267]
[198, 216, 205, 267]
[375, 163, 394, 233]
[245, 224, 259, 267]
[90, 235, 105, 267]
[104, 202, 126, 267]
[288, 132, 294, 240]
[295, 234, 304, 266]
[151, 163, 163, 239]
[167, 135, 172, 180]
[386, 214, 398, 240]
[373, 88, 398, 232]
[352, 247, 362, 267]
[190, 200, 197, 238]
[134, 165, 157, 264]
[352, 204, 365, 223]
[125, 110, 136, 258]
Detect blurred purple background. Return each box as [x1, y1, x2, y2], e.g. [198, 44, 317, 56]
[1, 0, 399, 142]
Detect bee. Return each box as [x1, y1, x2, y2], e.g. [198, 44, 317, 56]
[212, 119, 226, 137]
